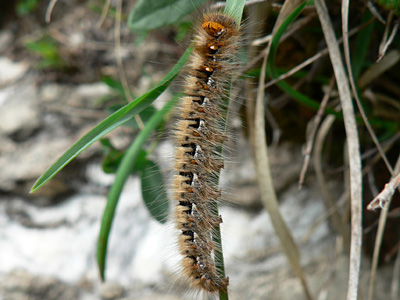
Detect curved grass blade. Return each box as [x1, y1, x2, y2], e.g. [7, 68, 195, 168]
[265, 2, 345, 119]
[30, 48, 191, 193]
[266, 2, 306, 77]
[97, 95, 179, 281]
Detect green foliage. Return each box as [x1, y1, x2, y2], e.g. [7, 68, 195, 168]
[376, 0, 400, 11]
[30, 47, 191, 193]
[97, 96, 179, 281]
[25, 37, 65, 69]
[16, 0, 40, 16]
[174, 20, 193, 42]
[102, 76, 126, 97]
[100, 139, 125, 174]
[128, 0, 206, 32]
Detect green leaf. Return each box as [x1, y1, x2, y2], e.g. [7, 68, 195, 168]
[128, 0, 206, 32]
[100, 138, 148, 174]
[108, 104, 156, 129]
[100, 139, 124, 174]
[101, 77, 125, 96]
[26, 37, 64, 69]
[30, 47, 192, 193]
[97, 95, 179, 281]
[376, 0, 400, 10]
[267, 2, 307, 77]
[141, 160, 169, 223]
[16, 0, 40, 16]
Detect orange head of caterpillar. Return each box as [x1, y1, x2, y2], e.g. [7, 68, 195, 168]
[202, 21, 228, 37]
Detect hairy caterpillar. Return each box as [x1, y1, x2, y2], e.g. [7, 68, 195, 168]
[173, 12, 240, 293]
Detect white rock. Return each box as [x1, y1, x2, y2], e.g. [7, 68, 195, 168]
[0, 57, 28, 85]
[0, 81, 40, 135]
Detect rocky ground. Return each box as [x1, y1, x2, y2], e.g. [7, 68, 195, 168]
[0, 1, 394, 300]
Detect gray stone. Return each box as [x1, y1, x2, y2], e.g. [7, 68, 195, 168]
[0, 269, 80, 300]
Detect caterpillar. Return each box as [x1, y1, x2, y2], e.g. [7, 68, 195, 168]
[173, 12, 240, 293]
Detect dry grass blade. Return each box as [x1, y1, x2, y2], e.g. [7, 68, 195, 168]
[254, 1, 313, 299]
[97, 0, 111, 28]
[367, 172, 400, 211]
[392, 246, 400, 300]
[359, 50, 400, 89]
[252, 13, 314, 46]
[262, 19, 374, 90]
[366, 0, 386, 24]
[314, 1, 363, 299]
[342, 0, 393, 175]
[313, 111, 350, 251]
[115, 0, 144, 130]
[342, 2, 398, 298]
[45, 0, 59, 23]
[378, 11, 398, 61]
[298, 77, 334, 190]
[367, 157, 400, 300]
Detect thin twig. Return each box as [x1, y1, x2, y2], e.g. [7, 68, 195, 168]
[115, 0, 144, 130]
[313, 109, 351, 251]
[262, 18, 374, 90]
[97, 0, 111, 28]
[213, 0, 281, 10]
[378, 21, 398, 61]
[359, 50, 400, 89]
[367, 156, 400, 300]
[366, 0, 386, 24]
[378, 11, 398, 61]
[367, 172, 400, 211]
[392, 246, 400, 300]
[45, 0, 58, 23]
[252, 13, 315, 46]
[298, 77, 335, 190]
[315, 2, 363, 300]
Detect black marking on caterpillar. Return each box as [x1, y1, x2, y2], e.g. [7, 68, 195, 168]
[173, 12, 240, 293]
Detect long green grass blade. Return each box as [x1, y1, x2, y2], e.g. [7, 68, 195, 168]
[266, 3, 344, 119]
[97, 96, 179, 280]
[267, 2, 306, 76]
[30, 48, 192, 193]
